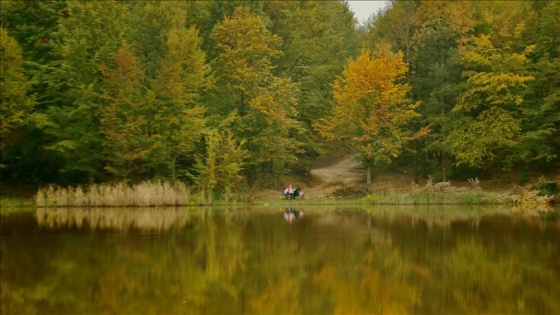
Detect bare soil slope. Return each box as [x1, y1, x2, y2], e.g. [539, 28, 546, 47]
[309, 156, 362, 190]
[255, 156, 416, 199]
[253, 155, 559, 200]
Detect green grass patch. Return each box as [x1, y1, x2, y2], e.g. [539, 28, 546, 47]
[364, 190, 506, 205]
[0, 197, 35, 214]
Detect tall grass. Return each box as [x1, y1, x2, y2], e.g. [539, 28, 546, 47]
[359, 176, 513, 205]
[364, 189, 506, 205]
[35, 181, 199, 207]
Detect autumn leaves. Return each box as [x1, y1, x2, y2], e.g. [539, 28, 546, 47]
[2, 1, 559, 191]
[316, 48, 420, 183]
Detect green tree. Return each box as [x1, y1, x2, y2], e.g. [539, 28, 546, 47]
[187, 0, 265, 63]
[191, 130, 247, 198]
[520, 1, 560, 170]
[0, 1, 67, 184]
[99, 44, 153, 180]
[264, 1, 361, 159]
[125, 2, 189, 80]
[363, 0, 419, 64]
[0, 0, 66, 64]
[38, 1, 131, 183]
[450, 2, 546, 169]
[409, 1, 475, 181]
[146, 25, 210, 182]
[209, 6, 303, 181]
[0, 27, 36, 165]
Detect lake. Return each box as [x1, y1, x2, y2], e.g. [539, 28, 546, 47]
[2, 205, 559, 314]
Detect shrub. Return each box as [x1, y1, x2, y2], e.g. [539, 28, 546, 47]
[535, 182, 558, 197]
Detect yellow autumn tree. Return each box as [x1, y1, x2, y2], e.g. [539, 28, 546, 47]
[316, 46, 421, 186]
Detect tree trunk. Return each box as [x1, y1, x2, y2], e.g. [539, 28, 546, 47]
[366, 163, 372, 191]
[171, 156, 177, 184]
[414, 142, 419, 183]
[442, 153, 447, 182]
[423, 140, 428, 178]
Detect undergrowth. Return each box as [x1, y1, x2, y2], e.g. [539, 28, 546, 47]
[364, 190, 503, 205]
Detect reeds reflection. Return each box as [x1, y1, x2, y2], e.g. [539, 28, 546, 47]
[3, 206, 559, 314]
[35, 207, 198, 231]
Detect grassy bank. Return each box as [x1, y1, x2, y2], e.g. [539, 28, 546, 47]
[0, 197, 35, 214]
[4, 179, 556, 210]
[252, 192, 504, 207]
[364, 190, 505, 205]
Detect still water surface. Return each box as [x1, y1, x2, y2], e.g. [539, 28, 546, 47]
[2, 206, 559, 314]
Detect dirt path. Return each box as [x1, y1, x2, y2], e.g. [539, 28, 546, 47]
[253, 155, 559, 200]
[311, 156, 361, 184]
[254, 156, 365, 199]
[306, 156, 363, 196]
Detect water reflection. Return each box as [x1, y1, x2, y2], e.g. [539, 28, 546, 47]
[2, 206, 559, 314]
[282, 208, 303, 223]
[35, 207, 198, 231]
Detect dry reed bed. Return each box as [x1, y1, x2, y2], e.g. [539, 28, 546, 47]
[35, 182, 198, 207]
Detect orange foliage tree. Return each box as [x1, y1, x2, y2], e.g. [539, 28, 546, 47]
[316, 47, 423, 186]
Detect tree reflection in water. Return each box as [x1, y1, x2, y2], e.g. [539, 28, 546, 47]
[1, 207, 559, 314]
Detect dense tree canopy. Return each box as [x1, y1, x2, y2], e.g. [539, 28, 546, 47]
[1, 0, 558, 192]
[364, 0, 559, 182]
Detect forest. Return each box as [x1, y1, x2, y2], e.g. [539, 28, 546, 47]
[1, 0, 559, 196]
